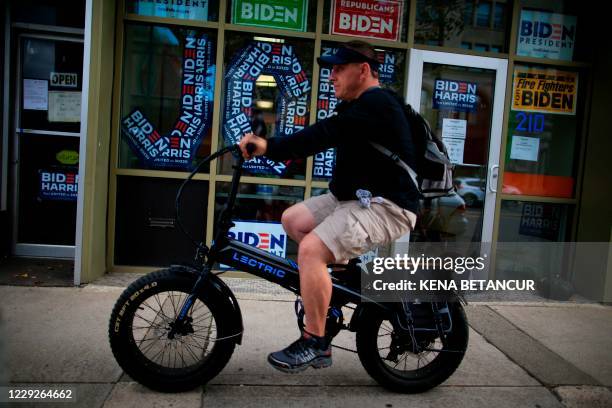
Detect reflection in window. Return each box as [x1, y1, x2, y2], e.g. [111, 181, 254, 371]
[464, 0, 474, 25]
[415, 0, 508, 52]
[476, 1, 491, 27]
[493, 3, 505, 29]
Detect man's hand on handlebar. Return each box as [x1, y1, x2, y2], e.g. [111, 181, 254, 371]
[238, 133, 267, 160]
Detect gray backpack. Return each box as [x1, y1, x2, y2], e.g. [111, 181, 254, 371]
[371, 98, 454, 198]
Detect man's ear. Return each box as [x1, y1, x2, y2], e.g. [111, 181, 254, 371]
[360, 62, 370, 80]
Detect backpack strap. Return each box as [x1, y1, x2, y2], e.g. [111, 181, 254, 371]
[369, 141, 420, 192]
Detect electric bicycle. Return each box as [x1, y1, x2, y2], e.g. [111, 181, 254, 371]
[108, 144, 469, 393]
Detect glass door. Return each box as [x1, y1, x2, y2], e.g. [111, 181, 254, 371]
[406, 50, 507, 247]
[11, 34, 84, 258]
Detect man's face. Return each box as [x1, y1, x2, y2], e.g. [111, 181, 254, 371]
[329, 62, 366, 101]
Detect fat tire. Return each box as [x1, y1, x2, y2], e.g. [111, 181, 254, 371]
[108, 269, 236, 392]
[356, 302, 468, 393]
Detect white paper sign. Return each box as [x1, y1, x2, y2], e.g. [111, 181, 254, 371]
[442, 137, 465, 165]
[23, 79, 48, 110]
[48, 91, 82, 122]
[442, 118, 467, 140]
[510, 135, 540, 162]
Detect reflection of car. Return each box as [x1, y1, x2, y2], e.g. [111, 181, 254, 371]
[454, 177, 485, 207]
[415, 192, 469, 241]
[502, 184, 522, 195]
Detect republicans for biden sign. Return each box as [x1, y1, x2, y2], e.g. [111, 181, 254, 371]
[331, 0, 403, 41]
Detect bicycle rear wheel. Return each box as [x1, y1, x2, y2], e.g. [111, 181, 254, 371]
[356, 302, 468, 393]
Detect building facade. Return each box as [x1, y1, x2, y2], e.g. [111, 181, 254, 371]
[1, 0, 610, 301]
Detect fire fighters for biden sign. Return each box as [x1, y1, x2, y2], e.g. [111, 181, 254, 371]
[433, 79, 479, 113]
[331, 0, 403, 41]
[121, 34, 214, 169]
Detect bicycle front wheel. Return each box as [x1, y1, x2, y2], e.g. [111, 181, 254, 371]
[108, 269, 236, 392]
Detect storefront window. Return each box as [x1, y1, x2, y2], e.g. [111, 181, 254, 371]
[311, 42, 406, 182]
[217, 33, 313, 180]
[126, 0, 220, 22]
[493, 3, 505, 28]
[119, 24, 216, 172]
[415, 0, 510, 53]
[323, 0, 409, 43]
[114, 176, 209, 266]
[503, 64, 583, 198]
[227, 0, 318, 32]
[476, 1, 491, 27]
[214, 182, 304, 259]
[496, 200, 572, 283]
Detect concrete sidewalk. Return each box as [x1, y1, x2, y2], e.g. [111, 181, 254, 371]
[0, 279, 611, 408]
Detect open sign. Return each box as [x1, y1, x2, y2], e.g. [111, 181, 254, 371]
[50, 72, 78, 88]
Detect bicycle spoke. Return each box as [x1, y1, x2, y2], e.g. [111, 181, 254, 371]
[191, 311, 213, 324]
[141, 298, 173, 323]
[130, 290, 219, 369]
[167, 291, 178, 318]
[134, 313, 166, 330]
[153, 294, 171, 319]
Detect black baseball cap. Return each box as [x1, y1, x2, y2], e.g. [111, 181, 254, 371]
[317, 46, 380, 71]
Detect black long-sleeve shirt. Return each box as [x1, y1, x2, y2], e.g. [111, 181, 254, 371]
[266, 87, 419, 213]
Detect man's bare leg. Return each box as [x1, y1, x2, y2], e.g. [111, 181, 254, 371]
[281, 203, 316, 244]
[297, 232, 334, 337]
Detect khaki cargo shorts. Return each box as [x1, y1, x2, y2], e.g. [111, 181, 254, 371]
[302, 193, 417, 262]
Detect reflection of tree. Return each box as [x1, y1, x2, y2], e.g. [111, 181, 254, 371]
[416, 0, 466, 44]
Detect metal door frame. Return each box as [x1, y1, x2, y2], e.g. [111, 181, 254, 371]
[10, 32, 84, 259]
[406, 49, 508, 247]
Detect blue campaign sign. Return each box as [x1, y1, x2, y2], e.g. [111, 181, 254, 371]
[222, 41, 311, 175]
[121, 34, 215, 169]
[39, 169, 78, 201]
[433, 79, 479, 113]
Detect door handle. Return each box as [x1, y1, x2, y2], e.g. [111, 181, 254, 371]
[488, 165, 499, 193]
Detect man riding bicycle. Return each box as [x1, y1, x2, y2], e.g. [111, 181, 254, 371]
[239, 40, 419, 373]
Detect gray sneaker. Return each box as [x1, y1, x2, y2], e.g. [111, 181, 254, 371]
[267, 335, 332, 373]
